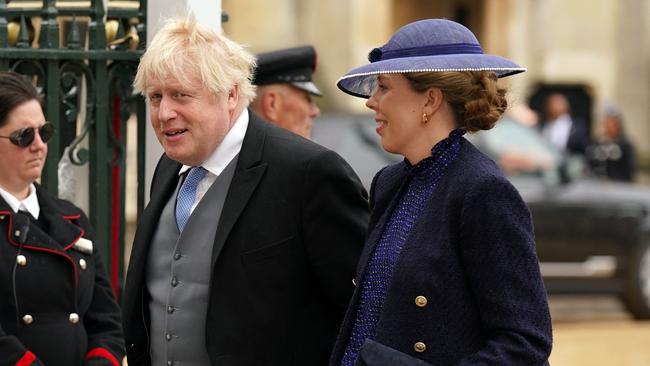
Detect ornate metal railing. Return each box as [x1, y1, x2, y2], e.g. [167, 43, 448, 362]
[0, 0, 146, 299]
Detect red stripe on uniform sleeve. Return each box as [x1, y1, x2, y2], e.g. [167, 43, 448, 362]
[16, 351, 37, 366]
[84, 348, 120, 366]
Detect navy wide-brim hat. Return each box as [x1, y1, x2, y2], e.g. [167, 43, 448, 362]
[337, 19, 526, 99]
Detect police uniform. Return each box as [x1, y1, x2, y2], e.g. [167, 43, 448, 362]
[253, 45, 323, 96]
[0, 184, 124, 366]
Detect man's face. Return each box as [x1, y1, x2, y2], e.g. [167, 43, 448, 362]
[146, 73, 237, 166]
[545, 94, 569, 121]
[267, 84, 320, 138]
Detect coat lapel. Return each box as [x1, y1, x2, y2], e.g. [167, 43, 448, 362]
[331, 165, 408, 363]
[211, 111, 268, 266]
[1, 186, 84, 253]
[37, 187, 84, 248]
[354, 165, 408, 283]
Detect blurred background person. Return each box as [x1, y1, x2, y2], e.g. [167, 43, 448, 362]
[473, 104, 560, 178]
[587, 104, 636, 182]
[0, 71, 124, 365]
[541, 92, 591, 157]
[250, 46, 322, 138]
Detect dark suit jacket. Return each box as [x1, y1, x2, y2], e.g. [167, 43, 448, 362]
[566, 117, 590, 155]
[540, 116, 591, 156]
[123, 111, 369, 366]
[329, 139, 552, 366]
[0, 184, 124, 366]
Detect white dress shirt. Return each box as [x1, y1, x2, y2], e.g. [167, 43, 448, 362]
[542, 113, 573, 152]
[0, 184, 40, 219]
[177, 109, 249, 214]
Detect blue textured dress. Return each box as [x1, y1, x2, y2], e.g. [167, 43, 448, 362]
[340, 129, 465, 366]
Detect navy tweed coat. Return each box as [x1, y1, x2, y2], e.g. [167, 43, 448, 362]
[330, 138, 552, 366]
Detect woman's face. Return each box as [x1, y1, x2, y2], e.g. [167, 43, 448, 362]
[0, 99, 48, 196]
[365, 73, 430, 160]
[603, 116, 621, 139]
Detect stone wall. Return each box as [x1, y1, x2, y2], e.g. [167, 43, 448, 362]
[221, 0, 650, 158]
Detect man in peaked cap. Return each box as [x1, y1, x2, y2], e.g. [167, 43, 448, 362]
[251, 45, 322, 138]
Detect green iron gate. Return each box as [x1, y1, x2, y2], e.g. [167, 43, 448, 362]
[0, 0, 147, 299]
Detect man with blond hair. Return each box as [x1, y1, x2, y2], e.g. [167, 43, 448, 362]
[122, 16, 369, 366]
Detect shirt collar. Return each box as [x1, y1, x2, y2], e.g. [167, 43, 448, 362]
[554, 113, 572, 126]
[0, 184, 40, 219]
[179, 109, 249, 177]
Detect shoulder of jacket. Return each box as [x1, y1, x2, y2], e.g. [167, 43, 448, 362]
[264, 133, 336, 166]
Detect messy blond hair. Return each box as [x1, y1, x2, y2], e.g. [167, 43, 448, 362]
[133, 15, 256, 104]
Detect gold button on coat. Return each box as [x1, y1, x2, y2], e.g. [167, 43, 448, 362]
[415, 295, 427, 307]
[79, 258, 87, 270]
[16, 255, 27, 266]
[22, 314, 33, 325]
[69, 313, 80, 324]
[414, 342, 426, 352]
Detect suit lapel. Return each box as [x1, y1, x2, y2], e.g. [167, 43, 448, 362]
[211, 111, 268, 266]
[129, 156, 181, 282]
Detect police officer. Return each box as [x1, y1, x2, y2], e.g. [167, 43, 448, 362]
[0, 71, 124, 365]
[250, 45, 322, 138]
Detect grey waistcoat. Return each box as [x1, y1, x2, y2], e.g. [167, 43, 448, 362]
[146, 156, 238, 366]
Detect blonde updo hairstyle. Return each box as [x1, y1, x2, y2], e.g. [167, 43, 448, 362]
[404, 71, 507, 132]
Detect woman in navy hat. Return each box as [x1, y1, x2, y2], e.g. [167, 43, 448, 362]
[0, 71, 124, 365]
[329, 19, 552, 366]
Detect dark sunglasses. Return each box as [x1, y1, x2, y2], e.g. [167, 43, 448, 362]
[0, 122, 55, 148]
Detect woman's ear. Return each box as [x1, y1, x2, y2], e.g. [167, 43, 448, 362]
[424, 87, 444, 115]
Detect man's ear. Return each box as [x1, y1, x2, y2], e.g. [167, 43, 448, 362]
[424, 87, 444, 116]
[227, 84, 240, 110]
[260, 89, 281, 122]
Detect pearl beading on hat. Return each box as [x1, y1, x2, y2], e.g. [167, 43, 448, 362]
[337, 67, 528, 82]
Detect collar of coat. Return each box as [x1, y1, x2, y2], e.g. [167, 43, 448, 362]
[0, 183, 85, 254]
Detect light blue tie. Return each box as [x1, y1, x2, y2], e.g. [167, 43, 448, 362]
[175, 166, 208, 232]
